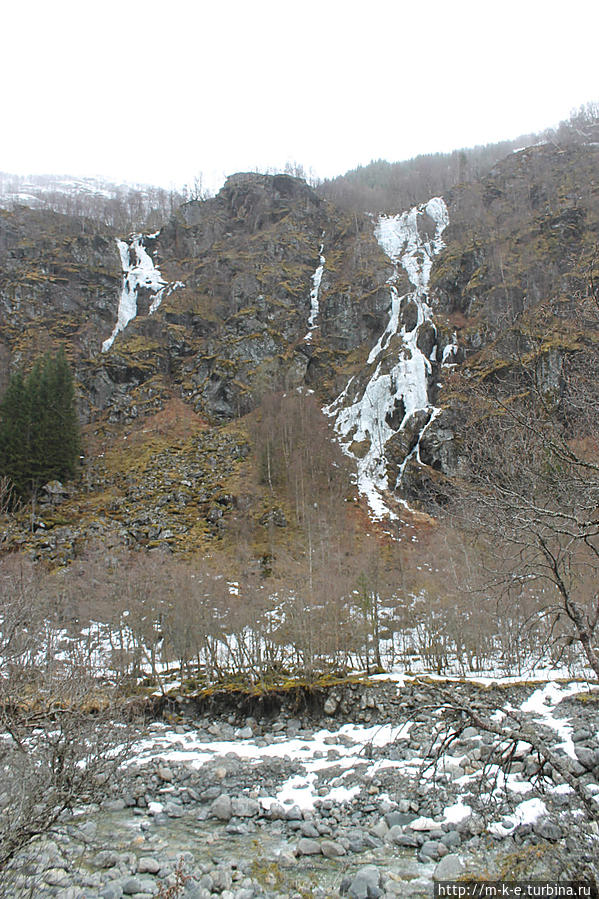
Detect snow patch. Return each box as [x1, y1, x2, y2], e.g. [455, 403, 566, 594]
[520, 681, 582, 759]
[443, 801, 472, 823]
[488, 797, 547, 836]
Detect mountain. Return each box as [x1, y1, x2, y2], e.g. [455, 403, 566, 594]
[0, 171, 183, 232]
[1, 118, 599, 566]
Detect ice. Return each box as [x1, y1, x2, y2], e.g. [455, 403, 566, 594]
[305, 236, 325, 341]
[324, 197, 448, 520]
[102, 235, 183, 352]
[442, 331, 458, 365]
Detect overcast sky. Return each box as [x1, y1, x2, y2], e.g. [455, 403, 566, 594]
[2, 0, 598, 193]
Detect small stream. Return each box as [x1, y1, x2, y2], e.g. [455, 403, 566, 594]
[85, 805, 435, 896]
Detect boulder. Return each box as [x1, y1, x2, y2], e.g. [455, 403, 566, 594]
[210, 793, 232, 821]
[433, 853, 466, 881]
[347, 865, 382, 899]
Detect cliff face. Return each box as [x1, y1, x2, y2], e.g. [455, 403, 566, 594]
[411, 139, 599, 494]
[2, 142, 599, 559]
[81, 173, 396, 425]
[0, 206, 121, 396]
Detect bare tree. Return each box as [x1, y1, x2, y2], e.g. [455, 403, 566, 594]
[0, 556, 135, 883]
[436, 293, 599, 678]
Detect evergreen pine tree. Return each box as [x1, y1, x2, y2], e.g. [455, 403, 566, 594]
[0, 371, 31, 496]
[0, 349, 81, 498]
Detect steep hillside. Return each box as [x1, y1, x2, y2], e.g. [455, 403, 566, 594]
[2, 138, 599, 562]
[0, 206, 121, 398]
[410, 136, 599, 496]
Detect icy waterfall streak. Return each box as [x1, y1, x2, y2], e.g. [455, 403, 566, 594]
[324, 197, 449, 522]
[102, 234, 183, 352]
[304, 233, 326, 342]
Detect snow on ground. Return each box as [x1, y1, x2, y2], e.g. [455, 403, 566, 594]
[488, 797, 548, 836]
[126, 670, 598, 835]
[370, 664, 593, 687]
[305, 235, 325, 342]
[520, 681, 583, 758]
[324, 198, 449, 522]
[102, 234, 183, 352]
[131, 719, 412, 811]
[443, 801, 472, 823]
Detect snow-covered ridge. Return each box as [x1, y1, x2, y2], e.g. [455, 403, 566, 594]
[324, 198, 449, 521]
[304, 234, 326, 342]
[102, 234, 183, 352]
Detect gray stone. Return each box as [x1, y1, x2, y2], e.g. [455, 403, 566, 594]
[320, 839, 346, 858]
[384, 811, 415, 827]
[121, 878, 144, 896]
[103, 798, 126, 811]
[231, 796, 260, 817]
[76, 819, 98, 841]
[212, 868, 233, 891]
[44, 868, 70, 886]
[324, 696, 339, 715]
[268, 802, 286, 820]
[441, 830, 461, 849]
[419, 840, 443, 861]
[210, 794, 233, 821]
[348, 864, 381, 899]
[165, 800, 184, 817]
[388, 825, 419, 847]
[100, 886, 124, 899]
[137, 856, 161, 874]
[285, 804, 303, 820]
[533, 818, 563, 841]
[575, 747, 599, 769]
[296, 837, 321, 855]
[371, 818, 389, 839]
[433, 854, 466, 881]
[157, 765, 174, 782]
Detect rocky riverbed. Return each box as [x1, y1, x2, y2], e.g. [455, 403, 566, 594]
[5, 676, 599, 898]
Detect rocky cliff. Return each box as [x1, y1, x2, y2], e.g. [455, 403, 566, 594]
[1, 140, 598, 559]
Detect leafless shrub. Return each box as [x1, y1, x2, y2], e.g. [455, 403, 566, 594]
[0, 556, 136, 882]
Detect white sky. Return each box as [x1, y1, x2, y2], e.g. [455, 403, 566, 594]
[2, 0, 598, 193]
